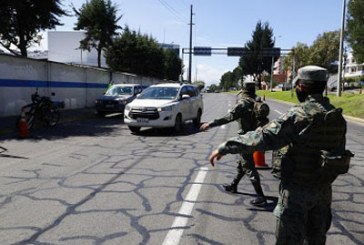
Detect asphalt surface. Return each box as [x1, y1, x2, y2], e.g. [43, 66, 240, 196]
[0, 108, 97, 138]
[0, 94, 363, 245]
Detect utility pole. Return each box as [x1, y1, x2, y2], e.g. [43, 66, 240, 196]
[270, 56, 274, 91]
[337, 0, 346, 97]
[188, 5, 194, 83]
[291, 49, 296, 98]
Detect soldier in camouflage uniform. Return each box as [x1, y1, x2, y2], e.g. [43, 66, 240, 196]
[200, 81, 267, 207]
[209, 66, 347, 244]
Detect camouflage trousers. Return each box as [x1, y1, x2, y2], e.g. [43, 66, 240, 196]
[273, 183, 332, 245]
[236, 153, 262, 185]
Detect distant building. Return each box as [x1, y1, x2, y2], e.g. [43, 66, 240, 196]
[273, 57, 289, 83]
[48, 31, 107, 67]
[28, 50, 48, 60]
[46, 31, 180, 67]
[344, 52, 364, 79]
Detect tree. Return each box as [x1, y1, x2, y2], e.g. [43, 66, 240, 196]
[192, 81, 205, 91]
[0, 0, 67, 57]
[347, 0, 364, 63]
[209, 84, 220, 92]
[73, 0, 121, 68]
[284, 42, 310, 71]
[220, 67, 241, 91]
[220, 71, 234, 91]
[284, 31, 339, 73]
[105, 26, 165, 79]
[309, 31, 340, 68]
[164, 49, 182, 81]
[239, 21, 276, 88]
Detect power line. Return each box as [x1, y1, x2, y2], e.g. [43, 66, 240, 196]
[157, 0, 189, 23]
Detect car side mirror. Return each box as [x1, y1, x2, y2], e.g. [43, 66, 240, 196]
[182, 94, 190, 100]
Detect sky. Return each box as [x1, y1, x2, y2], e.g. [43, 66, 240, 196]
[34, 0, 344, 86]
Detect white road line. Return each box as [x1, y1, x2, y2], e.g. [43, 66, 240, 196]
[274, 109, 283, 115]
[162, 167, 208, 245]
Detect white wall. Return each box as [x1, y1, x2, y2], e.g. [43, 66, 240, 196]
[48, 31, 107, 67]
[0, 54, 172, 117]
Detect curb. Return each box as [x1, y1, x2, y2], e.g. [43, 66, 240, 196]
[265, 98, 364, 125]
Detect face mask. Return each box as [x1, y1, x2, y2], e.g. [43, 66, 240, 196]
[295, 87, 308, 102]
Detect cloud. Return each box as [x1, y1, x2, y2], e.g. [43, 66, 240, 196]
[194, 63, 229, 86]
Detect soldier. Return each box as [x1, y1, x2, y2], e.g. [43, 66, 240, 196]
[209, 65, 352, 244]
[200, 81, 268, 207]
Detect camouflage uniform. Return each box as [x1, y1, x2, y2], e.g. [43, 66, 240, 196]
[215, 66, 346, 244]
[207, 86, 266, 204]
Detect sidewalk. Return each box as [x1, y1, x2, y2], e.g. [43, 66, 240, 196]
[0, 108, 96, 138]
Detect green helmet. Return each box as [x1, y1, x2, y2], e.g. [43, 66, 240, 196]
[242, 81, 256, 92]
[293, 65, 328, 86]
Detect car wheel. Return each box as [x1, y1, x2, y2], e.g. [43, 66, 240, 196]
[174, 114, 182, 133]
[193, 109, 202, 127]
[128, 126, 141, 133]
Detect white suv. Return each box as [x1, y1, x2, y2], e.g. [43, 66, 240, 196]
[124, 83, 203, 133]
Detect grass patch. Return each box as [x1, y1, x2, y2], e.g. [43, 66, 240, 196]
[255, 90, 364, 119]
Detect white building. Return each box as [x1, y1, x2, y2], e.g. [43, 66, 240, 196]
[48, 31, 107, 67]
[344, 52, 364, 79]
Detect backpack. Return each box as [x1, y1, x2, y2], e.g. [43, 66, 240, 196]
[317, 108, 354, 180]
[252, 97, 270, 127]
[271, 106, 354, 183]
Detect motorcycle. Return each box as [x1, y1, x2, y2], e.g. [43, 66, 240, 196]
[17, 89, 65, 129]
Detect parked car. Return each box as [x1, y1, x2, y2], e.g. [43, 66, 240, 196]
[274, 83, 292, 91]
[124, 83, 203, 133]
[95, 84, 146, 116]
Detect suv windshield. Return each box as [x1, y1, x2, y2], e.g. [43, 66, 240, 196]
[105, 86, 133, 96]
[138, 87, 179, 100]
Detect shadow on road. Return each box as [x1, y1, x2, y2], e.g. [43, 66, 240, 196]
[128, 122, 202, 137]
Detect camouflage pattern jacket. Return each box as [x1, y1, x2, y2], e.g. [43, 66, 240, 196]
[208, 92, 257, 134]
[217, 94, 346, 186]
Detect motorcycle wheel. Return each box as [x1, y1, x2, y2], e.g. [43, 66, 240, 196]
[46, 110, 60, 127]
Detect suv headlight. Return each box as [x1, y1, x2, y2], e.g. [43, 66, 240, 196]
[158, 105, 174, 112]
[116, 99, 127, 105]
[125, 104, 131, 111]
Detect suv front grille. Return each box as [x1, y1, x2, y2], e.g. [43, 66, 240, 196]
[129, 107, 159, 120]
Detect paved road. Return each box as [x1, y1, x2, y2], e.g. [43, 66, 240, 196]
[0, 93, 363, 245]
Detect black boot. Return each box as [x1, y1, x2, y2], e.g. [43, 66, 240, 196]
[250, 195, 267, 206]
[223, 183, 238, 193]
[250, 182, 267, 206]
[223, 174, 243, 193]
[223, 161, 244, 193]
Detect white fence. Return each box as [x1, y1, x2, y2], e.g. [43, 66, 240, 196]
[0, 54, 172, 117]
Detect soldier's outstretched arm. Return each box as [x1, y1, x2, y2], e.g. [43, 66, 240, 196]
[209, 149, 222, 166]
[204, 103, 244, 130]
[211, 110, 303, 157]
[200, 123, 210, 131]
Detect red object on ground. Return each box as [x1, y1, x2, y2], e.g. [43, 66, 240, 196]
[253, 151, 269, 169]
[18, 111, 29, 138]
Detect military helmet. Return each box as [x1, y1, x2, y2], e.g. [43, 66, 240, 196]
[293, 65, 328, 86]
[242, 80, 256, 91]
